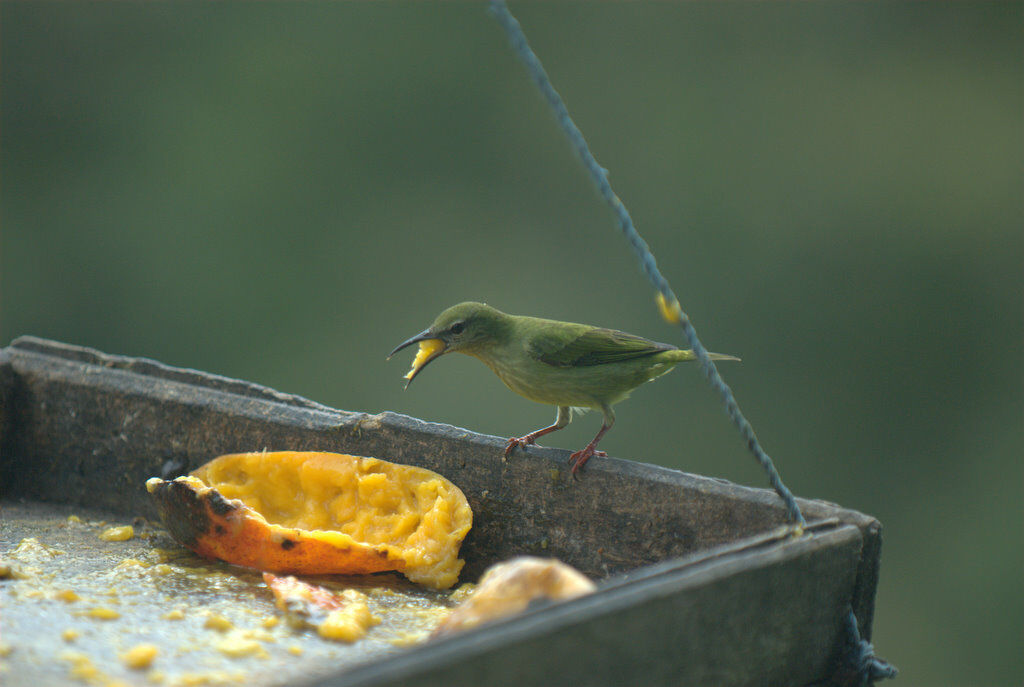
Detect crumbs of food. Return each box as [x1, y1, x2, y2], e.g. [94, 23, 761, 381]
[214, 634, 267, 659]
[316, 594, 381, 643]
[447, 582, 475, 604]
[60, 651, 102, 682]
[386, 629, 435, 648]
[162, 608, 186, 621]
[121, 643, 159, 670]
[116, 558, 147, 569]
[264, 574, 381, 643]
[99, 526, 135, 542]
[176, 671, 247, 686]
[0, 559, 28, 579]
[82, 606, 121, 620]
[203, 613, 234, 632]
[5, 503, 464, 682]
[11, 537, 64, 563]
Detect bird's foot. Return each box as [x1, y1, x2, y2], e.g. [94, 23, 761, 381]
[568, 446, 606, 478]
[505, 435, 537, 457]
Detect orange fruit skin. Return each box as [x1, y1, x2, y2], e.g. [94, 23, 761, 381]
[147, 476, 404, 576]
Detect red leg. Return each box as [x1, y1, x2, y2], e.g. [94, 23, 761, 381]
[505, 423, 562, 456]
[505, 406, 571, 457]
[568, 421, 611, 478]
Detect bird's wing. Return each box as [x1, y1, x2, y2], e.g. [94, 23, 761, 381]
[528, 327, 676, 368]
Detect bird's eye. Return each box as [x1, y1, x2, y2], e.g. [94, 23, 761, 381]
[450, 321, 465, 335]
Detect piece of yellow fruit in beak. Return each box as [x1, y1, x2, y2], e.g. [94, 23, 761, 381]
[405, 338, 445, 380]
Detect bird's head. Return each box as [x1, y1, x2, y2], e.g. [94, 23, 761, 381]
[388, 302, 509, 388]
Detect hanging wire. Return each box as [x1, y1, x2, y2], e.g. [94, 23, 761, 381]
[487, 5, 899, 682]
[487, 0, 806, 529]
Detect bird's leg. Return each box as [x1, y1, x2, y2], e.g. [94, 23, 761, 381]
[568, 407, 615, 478]
[505, 406, 571, 457]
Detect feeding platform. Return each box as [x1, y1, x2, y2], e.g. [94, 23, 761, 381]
[0, 337, 883, 686]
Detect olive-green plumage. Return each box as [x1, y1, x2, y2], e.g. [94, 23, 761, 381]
[389, 302, 739, 475]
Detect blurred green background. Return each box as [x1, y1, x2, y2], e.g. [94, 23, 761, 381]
[3, 2, 1021, 684]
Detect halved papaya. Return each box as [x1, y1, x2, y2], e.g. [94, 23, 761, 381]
[146, 451, 473, 589]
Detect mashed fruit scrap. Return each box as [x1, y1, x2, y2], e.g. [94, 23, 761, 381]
[147, 451, 472, 589]
[433, 557, 596, 636]
[264, 573, 380, 643]
[121, 643, 158, 670]
[98, 526, 135, 542]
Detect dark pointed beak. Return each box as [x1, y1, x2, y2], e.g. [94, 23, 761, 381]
[387, 329, 448, 389]
[388, 328, 433, 359]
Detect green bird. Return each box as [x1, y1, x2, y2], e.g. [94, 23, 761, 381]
[388, 302, 739, 476]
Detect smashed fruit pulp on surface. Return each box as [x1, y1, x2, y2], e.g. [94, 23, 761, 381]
[264, 573, 381, 643]
[147, 451, 472, 589]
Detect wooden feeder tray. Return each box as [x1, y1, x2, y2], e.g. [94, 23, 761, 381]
[0, 337, 882, 686]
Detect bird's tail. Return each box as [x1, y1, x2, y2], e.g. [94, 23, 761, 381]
[670, 349, 741, 363]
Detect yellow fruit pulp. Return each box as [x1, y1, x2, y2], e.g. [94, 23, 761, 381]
[192, 451, 472, 589]
[405, 339, 445, 380]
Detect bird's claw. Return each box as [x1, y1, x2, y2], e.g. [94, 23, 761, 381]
[504, 435, 535, 457]
[568, 447, 606, 478]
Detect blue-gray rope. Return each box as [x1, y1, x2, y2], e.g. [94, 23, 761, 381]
[488, 0, 806, 529]
[837, 609, 898, 686]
